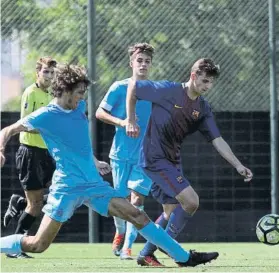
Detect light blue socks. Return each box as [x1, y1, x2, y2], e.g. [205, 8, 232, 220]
[0, 234, 24, 255]
[139, 221, 189, 262]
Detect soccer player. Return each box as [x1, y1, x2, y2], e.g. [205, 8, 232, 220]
[4, 57, 57, 259]
[0, 63, 219, 267]
[125, 58, 253, 266]
[96, 43, 153, 260]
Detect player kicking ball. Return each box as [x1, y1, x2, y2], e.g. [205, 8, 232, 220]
[125, 58, 253, 266]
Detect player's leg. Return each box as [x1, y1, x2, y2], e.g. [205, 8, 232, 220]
[1, 214, 62, 255]
[8, 145, 51, 258]
[86, 180, 218, 267]
[145, 164, 198, 239]
[120, 165, 151, 260]
[138, 182, 178, 266]
[108, 197, 190, 263]
[85, 181, 187, 264]
[138, 163, 214, 266]
[110, 159, 131, 256]
[109, 197, 218, 266]
[138, 202, 178, 266]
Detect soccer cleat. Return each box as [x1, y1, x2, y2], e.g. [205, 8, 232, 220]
[3, 194, 24, 227]
[120, 248, 133, 260]
[176, 250, 219, 267]
[6, 252, 33, 259]
[112, 233, 125, 256]
[137, 254, 164, 267]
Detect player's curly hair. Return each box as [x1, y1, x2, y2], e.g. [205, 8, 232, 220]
[128, 42, 155, 60]
[36, 56, 57, 72]
[191, 58, 220, 78]
[51, 64, 91, 97]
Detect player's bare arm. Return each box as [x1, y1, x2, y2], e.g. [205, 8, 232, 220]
[212, 136, 253, 182]
[0, 122, 28, 167]
[126, 78, 140, 138]
[96, 107, 128, 128]
[93, 155, 112, 176]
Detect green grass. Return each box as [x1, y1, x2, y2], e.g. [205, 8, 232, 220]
[1, 243, 279, 272]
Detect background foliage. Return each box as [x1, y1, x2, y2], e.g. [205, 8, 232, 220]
[2, 0, 279, 111]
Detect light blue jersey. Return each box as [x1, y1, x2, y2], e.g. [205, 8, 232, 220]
[99, 79, 151, 163]
[21, 100, 99, 187]
[99, 79, 152, 197]
[20, 100, 123, 222]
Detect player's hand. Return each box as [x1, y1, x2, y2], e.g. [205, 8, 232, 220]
[119, 118, 128, 128]
[96, 161, 112, 176]
[236, 165, 253, 182]
[119, 116, 138, 128]
[0, 151, 6, 168]
[126, 120, 140, 138]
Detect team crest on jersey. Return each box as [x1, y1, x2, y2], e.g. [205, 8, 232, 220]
[176, 176, 183, 183]
[192, 110, 200, 120]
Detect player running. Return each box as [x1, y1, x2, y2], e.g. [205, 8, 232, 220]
[125, 58, 253, 266]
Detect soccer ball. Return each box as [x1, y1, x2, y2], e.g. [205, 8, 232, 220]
[256, 214, 279, 245]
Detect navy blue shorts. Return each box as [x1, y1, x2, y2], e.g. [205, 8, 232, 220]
[143, 161, 190, 205]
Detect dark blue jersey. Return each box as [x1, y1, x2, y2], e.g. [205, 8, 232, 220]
[135, 80, 221, 167]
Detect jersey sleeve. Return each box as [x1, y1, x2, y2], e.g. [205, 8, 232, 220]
[20, 89, 36, 118]
[198, 103, 221, 142]
[99, 82, 121, 112]
[135, 80, 179, 104]
[19, 107, 50, 132]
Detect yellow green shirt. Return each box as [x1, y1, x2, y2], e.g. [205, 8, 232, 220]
[19, 83, 53, 148]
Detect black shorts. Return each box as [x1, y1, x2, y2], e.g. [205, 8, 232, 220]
[16, 144, 56, 191]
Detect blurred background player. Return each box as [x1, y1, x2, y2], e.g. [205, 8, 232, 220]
[0, 63, 218, 268]
[125, 58, 253, 266]
[3, 57, 57, 258]
[96, 43, 154, 260]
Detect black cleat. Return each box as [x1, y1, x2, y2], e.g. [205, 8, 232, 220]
[176, 250, 219, 267]
[6, 252, 33, 259]
[3, 194, 24, 227]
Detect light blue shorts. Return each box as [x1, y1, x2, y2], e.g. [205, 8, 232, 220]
[42, 181, 124, 223]
[110, 159, 152, 197]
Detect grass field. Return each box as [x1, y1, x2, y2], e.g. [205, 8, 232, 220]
[1, 243, 279, 272]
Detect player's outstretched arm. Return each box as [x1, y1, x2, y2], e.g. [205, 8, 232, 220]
[212, 137, 253, 182]
[126, 78, 140, 138]
[0, 122, 28, 167]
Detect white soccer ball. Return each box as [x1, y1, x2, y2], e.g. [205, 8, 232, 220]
[256, 214, 279, 245]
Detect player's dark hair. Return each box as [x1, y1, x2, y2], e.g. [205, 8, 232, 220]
[51, 64, 91, 97]
[36, 56, 57, 72]
[128, 43, 155, 60]
[191, 58, 220, 78]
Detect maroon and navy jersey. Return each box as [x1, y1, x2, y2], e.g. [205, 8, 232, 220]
[135, 80, 221, 167]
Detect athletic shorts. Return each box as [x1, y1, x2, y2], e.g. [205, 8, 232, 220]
[143, 160, 190, 205]
[110, 159, 152, 197]
[43, 181, 125, 223]
[16, 144, 56, 191]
